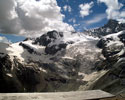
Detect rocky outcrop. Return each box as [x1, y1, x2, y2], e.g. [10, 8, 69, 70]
[33, 30, 67, 55]
[0, 54, 47, 92]
[90, 58, 125, 94]
[19, 42, 41, 55]
[90, 31, 125, 94]
[0, 53, 83, 93]
[45, 43, 67, 55]
[34, 30, 63, 46]
[97, 31, 125, 62]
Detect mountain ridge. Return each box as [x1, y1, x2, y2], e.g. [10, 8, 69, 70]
[84, 19, 125, 37]
[0, 19, 125, 94]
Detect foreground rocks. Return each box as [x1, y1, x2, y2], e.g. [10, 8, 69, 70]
[0, 53, 83, 92]
[0, 54, 46, 92]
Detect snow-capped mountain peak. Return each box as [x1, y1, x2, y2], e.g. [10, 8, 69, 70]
[0, 20, 125, 93]
[0, 30, 98, 63]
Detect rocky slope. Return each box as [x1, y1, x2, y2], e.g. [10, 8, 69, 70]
[79, 30, 125, 94]
[0, 30, 100, 92]
[0, 20, 125, 94]
[95, 31, 125, 94]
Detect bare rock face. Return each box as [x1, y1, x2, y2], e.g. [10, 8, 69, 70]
[0, 53, 83, 93]
[90, 58, 125, 94]
[34, 30, 63, 46]
[45, 43, 67, 55]
[97, 31, 125, 61]
[0, 54, 20, 92]
[0, 54, 47, 92]
[91, 31, 125, 94]
[102, 42, 124, 61]
[33, 30, 68, 55]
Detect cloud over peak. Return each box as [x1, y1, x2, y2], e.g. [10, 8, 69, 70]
[0, 0, 74, 37]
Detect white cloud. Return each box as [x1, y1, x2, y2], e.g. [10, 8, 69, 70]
[63, 5, 72, 12]
[72, 19, 76, 23]
[98, 0, 125, 23]
[85, 13, 106, 25]
[0, 36, 10, 43]
[68, 18, 76, 23]
[73, 24, 80, 27]
[79, 2, 94, 18]
[0, 0, 74, 37]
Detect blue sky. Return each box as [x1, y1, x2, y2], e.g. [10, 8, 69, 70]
[57, 0, 108, 31]
[0, 0, 124, 43]
[0, 33, 25, 43]
[57, 0, 125, 31]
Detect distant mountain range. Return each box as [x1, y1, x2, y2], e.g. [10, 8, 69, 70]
[84, 19, 125, 36]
